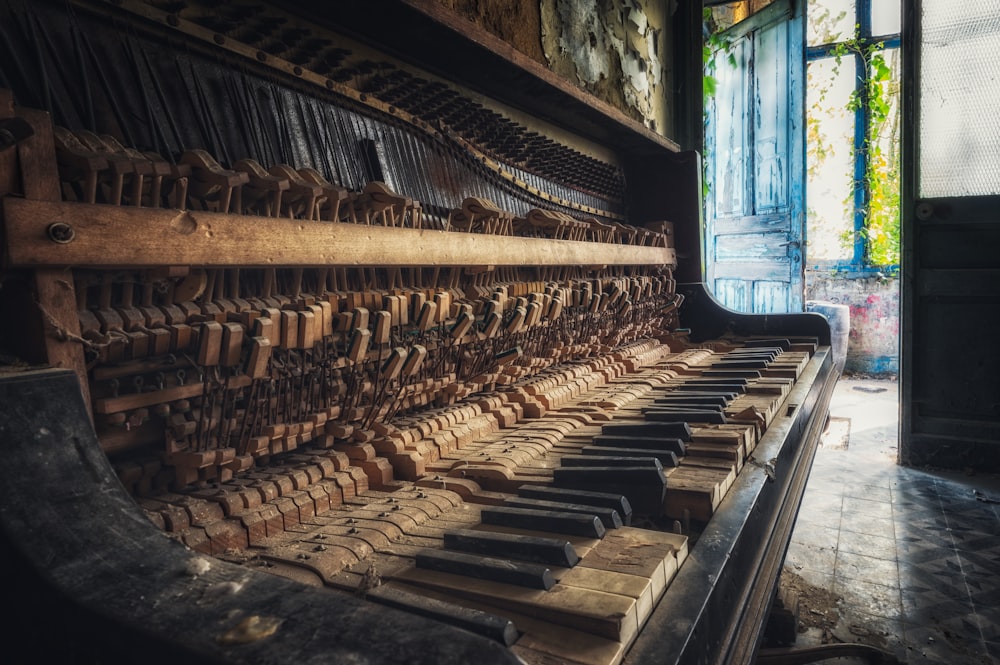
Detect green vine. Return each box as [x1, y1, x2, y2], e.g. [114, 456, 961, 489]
[703, 9, 736, 105]
[821, 30, 901, 267]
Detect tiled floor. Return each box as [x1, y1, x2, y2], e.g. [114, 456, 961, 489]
[778, 375, 1000, 665]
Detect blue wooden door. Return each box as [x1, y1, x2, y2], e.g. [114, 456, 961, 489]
[704, 0, 805, 313]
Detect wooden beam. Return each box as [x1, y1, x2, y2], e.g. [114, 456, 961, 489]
[3, 199, 677, 269]
[9, 106, 92, 417]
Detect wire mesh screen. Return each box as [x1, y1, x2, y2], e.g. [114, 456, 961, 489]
[919, 1, 1000, 198]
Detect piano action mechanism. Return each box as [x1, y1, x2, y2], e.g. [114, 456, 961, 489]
[0, 2, 838, 664]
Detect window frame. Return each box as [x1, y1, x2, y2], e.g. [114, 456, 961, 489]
[806, 0, 901, 272]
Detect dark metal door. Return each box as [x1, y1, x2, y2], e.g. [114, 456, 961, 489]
[704, 0, 805, 313]
[900, 3, 1000, 469]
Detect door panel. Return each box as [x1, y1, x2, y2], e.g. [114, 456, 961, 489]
[716, 233, 790, 260]
[752, 22, 789, 214]
[713, 280, 750, 312]
[705, 0, 804, 314]
[901, 2, 1000, 470]
[713, 261, 791, 282]
[711, 38, 748, 218]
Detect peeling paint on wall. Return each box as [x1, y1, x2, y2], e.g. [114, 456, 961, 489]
[806, 272, 900, 375]
[540, 0, 670, 133]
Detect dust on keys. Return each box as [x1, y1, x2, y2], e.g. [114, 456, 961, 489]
[412, 338, 811, 524]
[139, 337, 814, 665]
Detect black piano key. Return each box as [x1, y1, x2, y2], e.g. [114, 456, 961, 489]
[644, 403, 725, 413]
[560, 454, 662, 469]
[551, 467, 666, 516]
[681, 376, 749, 385]
[580, 446, 679, 468]
[699, 369, 763, 379]
[443, 529, 579, 567]
[666, 385, 746, 402]
[678, 380, 750, 389]
[641, 408, 728, 424]
[711, 359, 769, 369]
[653, 394, 731, 407]
[366, 584, 519, 646]
[503, 496, 623, 529]
[602, 421, 693, 440]
[591, 435, 686, 455]
[725, 348, 778, 356]
[724, 350, 776, 357]
[415, 549, 556, 590]
[480, 506, 606, 539]
[656, 389, 738, 397]
[516, 486, 633, 526]
[591, 436, 687, 456]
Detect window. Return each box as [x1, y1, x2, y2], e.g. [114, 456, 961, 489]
[806, 0, 901, 269]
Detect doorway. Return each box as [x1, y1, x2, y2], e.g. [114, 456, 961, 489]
[803, 0, 901, 377]
[703, 0, 806, 314]
[703, 0, 901, 375]
[900, 1, 1000, 469]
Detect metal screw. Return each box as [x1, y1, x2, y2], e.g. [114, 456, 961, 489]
[47, 222, 75, 244]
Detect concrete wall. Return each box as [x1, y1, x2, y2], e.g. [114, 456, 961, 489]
[806, 271, 899, 375]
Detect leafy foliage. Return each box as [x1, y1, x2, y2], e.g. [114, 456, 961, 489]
[810, 27, 901, 267]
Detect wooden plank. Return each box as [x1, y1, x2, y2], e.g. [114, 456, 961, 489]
[13, 107, 92, 417]
[2, 198, 677, 269]
[715, 232, 790, 260]
[713, 213, 791, 236]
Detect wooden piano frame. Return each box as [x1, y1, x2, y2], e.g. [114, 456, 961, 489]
[0, 2, 839, 664]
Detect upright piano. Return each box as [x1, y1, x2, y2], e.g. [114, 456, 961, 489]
[0, 1, 838, 664]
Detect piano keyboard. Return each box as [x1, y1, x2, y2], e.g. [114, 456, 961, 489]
[138, 335, 813, 665]
[0, 3, 840, 662]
